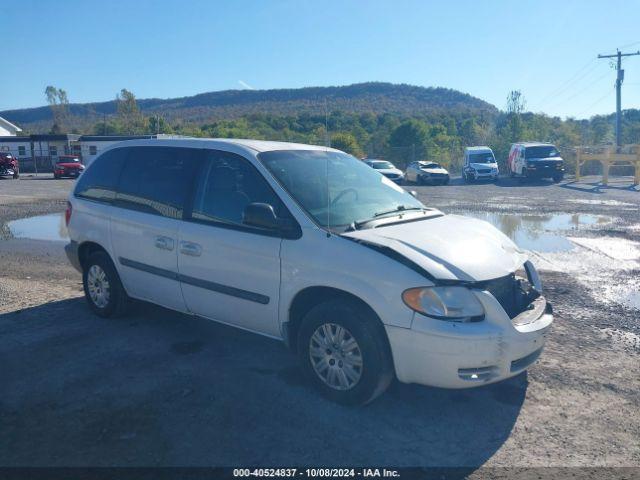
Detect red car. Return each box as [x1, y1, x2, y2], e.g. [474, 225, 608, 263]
[0, 152, 19, 179]
[54, 155, 85, 179]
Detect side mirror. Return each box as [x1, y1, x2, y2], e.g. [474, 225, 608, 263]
[243, 202, 279, 230]
[409, 190, 418, 198]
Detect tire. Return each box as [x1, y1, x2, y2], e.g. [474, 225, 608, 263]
[297, 299, 394, 406]
[53, 174, 59, 179]
[553, 174, 564, 183]
[443, 177, 450, 185]
[417, 176, 424, 186]
[82, 251, 129, 318]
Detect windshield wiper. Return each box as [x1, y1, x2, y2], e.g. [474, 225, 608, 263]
[373, 205, 425, 218]
[348, 206, 428, 230]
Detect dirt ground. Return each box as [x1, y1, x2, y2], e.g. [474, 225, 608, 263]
[0, 174, 638, 471]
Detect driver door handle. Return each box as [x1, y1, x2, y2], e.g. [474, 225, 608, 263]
[179, 241, 202, 257]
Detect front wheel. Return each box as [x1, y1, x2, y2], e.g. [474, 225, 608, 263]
[82, 251, 129, 318]
[553, 174, 564, 183]
[297, 299, 394, 405]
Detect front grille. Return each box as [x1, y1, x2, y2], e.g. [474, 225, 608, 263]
[530, 160, 561, 169]
[478, 169, 491, 174]
[476, 274, 539, 319]
[429, 173, 447, 178]
[384, 173, 400, 179]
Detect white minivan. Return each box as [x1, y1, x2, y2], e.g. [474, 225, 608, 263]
[462, 146, 499, 183]
[65, 139, 552, 405]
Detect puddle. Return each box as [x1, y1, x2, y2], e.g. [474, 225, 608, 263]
[6, 213, 68, 241]
[455, 212, 610, 253]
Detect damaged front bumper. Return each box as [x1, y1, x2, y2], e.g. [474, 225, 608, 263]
[385, 289, 553, 389]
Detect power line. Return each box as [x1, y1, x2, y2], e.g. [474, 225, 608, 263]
[575, 86, 615, 117]
[617, 40, 640, 50]
[535, 57, 599, 107]
[544, 67, 612, 111]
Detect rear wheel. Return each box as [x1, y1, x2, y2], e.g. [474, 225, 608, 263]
[82, 251, 129, 318]
[297, 299, 394, 405]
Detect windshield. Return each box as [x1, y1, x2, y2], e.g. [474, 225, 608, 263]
[525, 146, 560, 159]
[259, 150, 424, 232]
[468, 153, 495, 164]
[369, 161, 394, 170]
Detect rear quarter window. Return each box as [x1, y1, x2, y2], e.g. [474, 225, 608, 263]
[74, 148, 127, 203]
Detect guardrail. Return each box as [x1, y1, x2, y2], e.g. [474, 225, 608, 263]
[575, 145, 640, 185]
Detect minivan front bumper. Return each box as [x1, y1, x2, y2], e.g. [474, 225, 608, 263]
[385, 291, 552, 388]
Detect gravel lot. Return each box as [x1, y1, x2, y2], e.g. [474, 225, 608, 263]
[0, 174, 639, 470]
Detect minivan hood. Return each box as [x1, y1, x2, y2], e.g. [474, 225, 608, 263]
[342, 213, 527, 282]
[469, 162, 497, 169]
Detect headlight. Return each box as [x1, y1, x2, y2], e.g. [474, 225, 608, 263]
[402, 286, 485, 321]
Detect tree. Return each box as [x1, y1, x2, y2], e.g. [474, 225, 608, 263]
[116, 88, 146, 134]
[506, 90, 526, 115]
[388, 119, 430, 165]
[45, 85, 70, 132]
[148, 115, 174, 134]
[330, 132, 362, 156]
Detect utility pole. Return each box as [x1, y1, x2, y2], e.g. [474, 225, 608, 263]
[598, 49, 640, 150]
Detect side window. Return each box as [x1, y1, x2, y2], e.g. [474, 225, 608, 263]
[191, 150, 287, 227]
[116, 147, 200, 219]
[74, 148, 127, 203]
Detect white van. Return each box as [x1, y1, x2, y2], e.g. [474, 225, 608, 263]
[507, 142, 565, 182]
[65, 139, 552, 405]
[462, 146, 499, 183]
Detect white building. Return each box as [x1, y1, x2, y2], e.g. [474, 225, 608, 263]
[0, 116, 22, 136]
[0, 136, 31, 162]
[78, 135, 155, 166]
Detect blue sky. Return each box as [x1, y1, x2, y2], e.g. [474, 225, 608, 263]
[2, 0, 639, 118]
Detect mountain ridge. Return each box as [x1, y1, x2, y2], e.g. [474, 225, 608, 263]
[1, 82, 498, 131]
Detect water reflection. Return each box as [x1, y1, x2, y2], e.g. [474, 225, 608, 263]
[7, 213, 68, 241]
[456, 212, 609, 253]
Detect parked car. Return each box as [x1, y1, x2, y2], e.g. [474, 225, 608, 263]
[65, 139, 552, 405]
[0, 152, 19, 179]
[507, 142, 565, 182]
[54, 155, 85, 179]
[462, 146, 499, 183]
[405, 161, 450, 185]
[364, 159, 404, 183]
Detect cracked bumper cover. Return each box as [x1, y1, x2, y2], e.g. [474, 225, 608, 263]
[385, 290, 553, 388]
